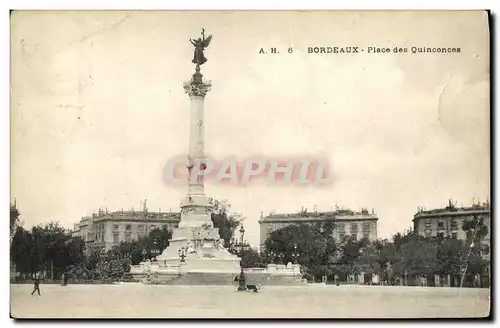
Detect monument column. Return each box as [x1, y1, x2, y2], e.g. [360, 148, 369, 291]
[147, 29, 241, 276]
[184, 69, 211, 196]
[179, 69, 213, 228]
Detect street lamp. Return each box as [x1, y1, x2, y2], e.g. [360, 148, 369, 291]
[292, 244, 300, 264]
[268, 250, 283, 264]
[239, 225, 246, 254]
[237, 224, 247, 291]
[278, 253, 284, 264]
[150, 240, 161, 261]
[291, 244, 300, 278]
[268, 251, 275, 263]
[178, 246, 188, 263]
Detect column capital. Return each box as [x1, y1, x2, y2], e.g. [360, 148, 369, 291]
[183, 79, 212, 98]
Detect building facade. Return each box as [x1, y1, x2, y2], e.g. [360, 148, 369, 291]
[412, 201, 491, 260]
[72, 208, 181, 255]
[258, 207, 379, 249]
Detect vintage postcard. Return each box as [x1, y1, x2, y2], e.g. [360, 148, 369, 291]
[10, 10, 490, 318]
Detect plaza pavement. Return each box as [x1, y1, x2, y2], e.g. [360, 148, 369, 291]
[10, 283, 490, 319]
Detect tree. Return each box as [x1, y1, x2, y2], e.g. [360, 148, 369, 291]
[461, 215, 489, 276]
[30, 222, 85, 278]
[436, 237, 464, 275]
[264, 222, 337, 279]
[146, 227, 171, 251]
[398, 235, 438, 276]
[240, 248, 265, 268]
[462, 215, 489, 244]
[357, 243, 381, 276]
[10, 202, 21, 241]
[339, 237, 363, 267]
[10, 221, 85, 278]
[10, 227, 36, 274]
[95, 258, 131, 281]
[109, 226, 173, 265]
[210, 199, 244, 248]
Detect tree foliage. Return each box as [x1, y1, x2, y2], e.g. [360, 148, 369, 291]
[263, 220, 489, 283]
[10, 202, 21, 241]
[240, 248, 266, 268]
[264, 222, 338, 279]
[210, 199, 244, 248]
[398, 234, 438, 276]
[108, 226, 173, 265]
[10, 221, 85, 278]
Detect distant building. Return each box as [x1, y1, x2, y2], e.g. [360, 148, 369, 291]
[413, 200, 491, 260]
[258, 207, 379, 249]
[72, 204, 180, 255]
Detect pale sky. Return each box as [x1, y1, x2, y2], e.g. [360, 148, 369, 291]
[11, 11, 490, 246]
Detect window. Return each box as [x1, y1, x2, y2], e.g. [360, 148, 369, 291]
[113, 233, 119, 244]
[350, 223, 358, 232]
[339, 232, 346, 240]
[424, 220, 432, 236]
[362, 222, 370, 231]
[337, 223, 345, 232]
[350, 233, 357, 241]
[113, 225, 119, 230]
[125, 233, 132, 242]
[451, 220, 458, 229]
[363, 232, 370, 239]
[125, 224, 131, 230]
[437, 220, 444, 229]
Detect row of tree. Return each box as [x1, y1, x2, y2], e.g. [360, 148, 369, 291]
[261, 215, 489, 283]
[10, 221, 86, 279]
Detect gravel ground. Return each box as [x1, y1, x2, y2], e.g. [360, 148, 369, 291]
[10, 283, 490, 319]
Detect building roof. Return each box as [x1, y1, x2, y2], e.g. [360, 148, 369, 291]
[413, 204, 491, 221]
[73, 210, 181, 230]
[259, 209, 378, 223]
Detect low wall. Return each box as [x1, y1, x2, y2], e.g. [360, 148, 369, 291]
[145, 272, 305, 286]
[10, 279, 117, 285]
[129, 262, 305, 286]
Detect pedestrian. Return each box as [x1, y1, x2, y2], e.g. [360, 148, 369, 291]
[31, 277, 41, 296]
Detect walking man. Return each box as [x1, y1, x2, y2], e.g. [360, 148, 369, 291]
[31, 277, 41, 296]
